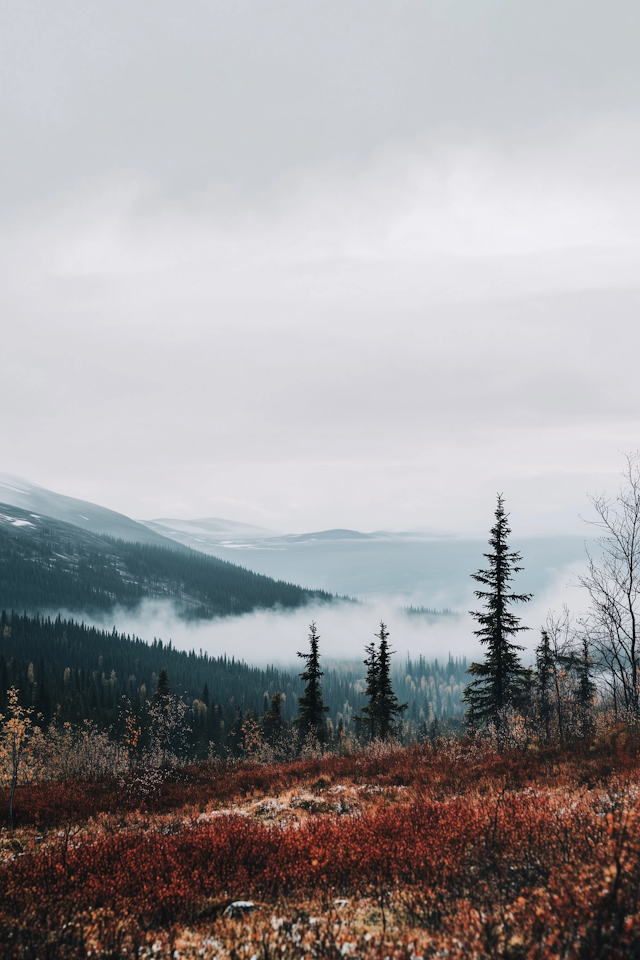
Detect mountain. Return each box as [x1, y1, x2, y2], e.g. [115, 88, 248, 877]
[0, 474, 171, 547]
[139, 518, 376, 552]
[141, 516, 278, 544]
[141, 517, 588, 608]
[0, 503, 333, 619]
[0, 475, 589, 610]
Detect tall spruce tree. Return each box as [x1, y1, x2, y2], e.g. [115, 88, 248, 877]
[295, 622, 329, 741]
[262, 691, 287, 745]
[463, 495, 532, 730]
[571, 638, 596, 739]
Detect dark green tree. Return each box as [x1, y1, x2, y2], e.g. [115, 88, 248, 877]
[154, 667, 171, 703]
[261, 691, 287, 744]
[535, 629, 555, 740]
[375, 622, 408, 739]
[295, 622, 329, 741]
[353, 640, 380, 740]
[570, 637, 596, 739]
[463, 495, 532, 730]
[355, 624, 407, 739]
[229, 707, 245, 757]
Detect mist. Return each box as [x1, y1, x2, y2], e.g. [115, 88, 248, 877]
[53, 550, 585, 672]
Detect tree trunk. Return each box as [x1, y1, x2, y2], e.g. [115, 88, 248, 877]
[8, 766, 18, 832]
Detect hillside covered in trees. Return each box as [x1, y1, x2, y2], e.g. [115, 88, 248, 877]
[0, 610, 467, 759]
[0, 504, 333, 619]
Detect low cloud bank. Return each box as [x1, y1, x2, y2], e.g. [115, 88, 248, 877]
[59, 557, 587, 671]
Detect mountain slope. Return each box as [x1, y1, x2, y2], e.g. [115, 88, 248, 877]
[0, 504, 333, 618]
[0, 474, 172, 547]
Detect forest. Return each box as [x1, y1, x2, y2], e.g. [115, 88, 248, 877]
[0, 609, 467, 762]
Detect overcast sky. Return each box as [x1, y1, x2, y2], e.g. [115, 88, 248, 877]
[2, 0, 640, 536]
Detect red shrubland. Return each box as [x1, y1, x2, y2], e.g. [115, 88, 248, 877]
[2, 736, 640, 957]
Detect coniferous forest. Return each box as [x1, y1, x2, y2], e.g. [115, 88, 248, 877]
[0, 609, 467, 759]
[0, 504, 333, 617]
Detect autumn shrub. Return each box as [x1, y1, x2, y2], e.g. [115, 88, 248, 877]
[3, 777, 640, 957]
[4, 736, 640, 957]
[4, 732, 640, 828]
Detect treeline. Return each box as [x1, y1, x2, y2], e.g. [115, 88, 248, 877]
[0, 505, 332, 618]
[0, 610, 466, 759]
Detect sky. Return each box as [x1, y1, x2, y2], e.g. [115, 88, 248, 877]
[2, 1, 640, 537]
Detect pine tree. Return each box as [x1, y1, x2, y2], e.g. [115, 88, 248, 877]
[262, 691, 286, 744]
[463, 495, 532, 730]
[154, 667, 171, 703]
[295, 622, 329, 741]
[229, 708, 245, 757]
[375, 622, 408, 739]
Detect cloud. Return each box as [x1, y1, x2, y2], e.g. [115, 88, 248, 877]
[66, 597, 478, 668]
[1, 1, 639, 217]
[2, 135, 640, 533]
[51, 543, 589, 670]
[2, 3, 640, 536]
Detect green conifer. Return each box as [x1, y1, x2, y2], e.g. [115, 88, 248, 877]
[353, 640, 380, 740]
[463, 495, 532, 730]
[535, 629, 555, 740]
[375, 622, 408, 739]
[571, 638, 596, 739]
[295, 622, 329, 741]
[262, 691, 287, 744]
[355, 623, 407, 740]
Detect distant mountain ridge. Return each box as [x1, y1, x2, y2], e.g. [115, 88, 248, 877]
[141, 516, 278, 543]
[139, 519, 380, 553]
[0, 475, 589, 608]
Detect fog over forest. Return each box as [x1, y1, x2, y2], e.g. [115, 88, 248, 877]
[76, 552, 586, 669]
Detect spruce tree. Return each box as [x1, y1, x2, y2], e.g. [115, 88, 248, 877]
[535, 629, 556, 740]
[355, 624, 407, 740]
[375, 622, 408, 739]
[463, 495, 532, 730]
[295, 622, 329, 741]
[229, 708, 245, 757]
[353, 640, 380, 740]
[154, 667, 171, 703]
[262, 691, 287, 744]
[571, 638, 596, 739]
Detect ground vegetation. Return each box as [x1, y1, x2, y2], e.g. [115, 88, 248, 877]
[2, 731, 640, 958]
